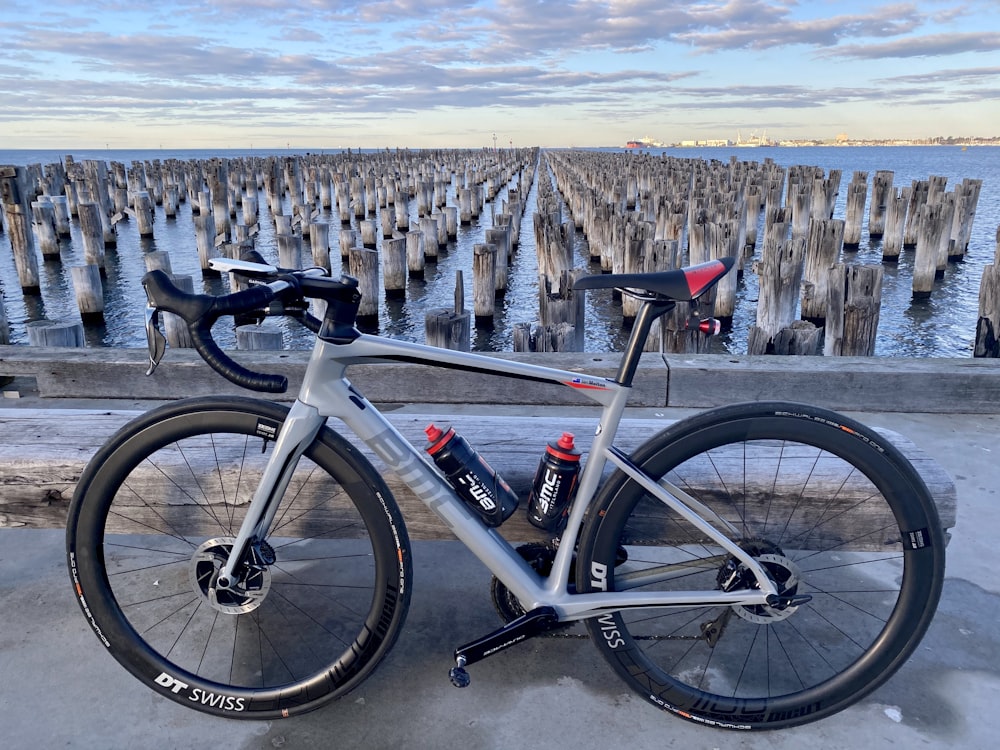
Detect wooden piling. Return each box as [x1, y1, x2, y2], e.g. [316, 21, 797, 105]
[26, 319, 84, 347]
[31, 200, 60, 260]
[310, 222, 331, 271]
[70, 264, 105, 323]
[425, 271, 470, 351]
[868, 170, 893, 238]
[842, 172, 867, 249]
[472, 243, 497, 325]
[912, 202, 951, 297]
[236, 324, 284, 350]
[382, 237, 407, 298]
[949, 178, 983, 260]
[419, 217, 439, 261]
[748, 237, 807, 355]
[825, 264, 883, 356]
[0, 293, 8, 345]
[77, 202, 106, 276]
[360, 219, 378, 248]
[881, 187, 910, 261]
[277, 233, 303, 270]
[800, 219, 845, 324]
[974, 226, 1000, 357]
[349, 247, 379, 322]
[133, 191, 155, 237]
[406, 230, 425, 278]
[194, 213, 217, 275]
[339, 228, 356, 260]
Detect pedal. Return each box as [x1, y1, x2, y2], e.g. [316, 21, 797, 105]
[448, 606, 558, 687]
[448, 657, 471, 688]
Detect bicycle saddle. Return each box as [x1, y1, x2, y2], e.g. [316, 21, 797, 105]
[573, 257, 734, 301]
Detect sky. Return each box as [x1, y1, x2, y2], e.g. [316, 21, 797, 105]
[1, 0, 998, 150]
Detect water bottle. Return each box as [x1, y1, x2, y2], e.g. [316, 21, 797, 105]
[425, 424, 519, 527]
[527, 433, 581, 532]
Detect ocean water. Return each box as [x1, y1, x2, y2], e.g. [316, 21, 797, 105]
[0, 145, 996, 357]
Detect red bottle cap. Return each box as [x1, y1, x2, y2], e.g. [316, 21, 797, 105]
[425, 423, 454, 454]
[548, 432, 580, 461]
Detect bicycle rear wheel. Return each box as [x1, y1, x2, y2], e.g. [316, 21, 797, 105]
[67, 397, 411, 718]
[577, 402, 945, 730]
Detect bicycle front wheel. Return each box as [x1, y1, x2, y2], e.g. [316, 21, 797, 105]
[67, 397, 411, 718]
[577, 402, 945, 730]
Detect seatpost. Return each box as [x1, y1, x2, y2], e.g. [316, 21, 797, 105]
[614, 297, 675, 387]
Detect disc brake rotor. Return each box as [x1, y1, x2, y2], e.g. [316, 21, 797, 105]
[189, 536, 271, 615]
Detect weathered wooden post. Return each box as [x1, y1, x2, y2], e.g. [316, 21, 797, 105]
[1, 166, 42, 293]
[26, 319, 84, 347]
[70, 265, 105, 323]
[0, 291, 9, 345]
[163, 185, 180, 219]
[380, 204, 395, 238]
[277, 233, 303, 270]
[394, 197, 409, 231]
[194, 212, 217, 275]
[359, 219, 378, 248]
[881, 187, 910, 261]
[842, 172, 867, 249]
[974, 226, 1000, 358]
[405, 230, 425, 279]
[339, 228, 356, 260]
[419, 217, 439, 262]
[31, 200, 60, 260]
[311, 222, 331, 271]
[51, 195, 71, 237]
[77, 202, 107, 276]
[912, 201, 952, 297]
[382, 237, 407, 298]
[241, 192, 258, 228]
[748, 237, 811, 355]
[950, 178, 983, 260]
[868, 170, 894, 238]
[236, 324, 284, 350]
[825, 264, 883, 356]
[903, 180, 930, 247]
[81, 160, 116, 247]
[485, 226, 510, 294]
[472, 243, 497, 326]
[800, 219, 845, 324]
[133, 191, 155, 238]
[425, 271, 471, 351]
[349, 246, 379, 324]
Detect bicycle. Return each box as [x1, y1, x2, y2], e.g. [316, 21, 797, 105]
[65, 254, 945, 730]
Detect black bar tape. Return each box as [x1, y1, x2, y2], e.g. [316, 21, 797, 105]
[142, 270, 289, 393]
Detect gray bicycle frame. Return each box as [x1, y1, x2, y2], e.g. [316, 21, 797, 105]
[218, 333, 779, 621]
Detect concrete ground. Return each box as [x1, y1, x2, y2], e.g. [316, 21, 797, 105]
[1, 400, 998, 749]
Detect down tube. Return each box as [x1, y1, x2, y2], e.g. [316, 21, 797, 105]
[321, 378, 545, 608]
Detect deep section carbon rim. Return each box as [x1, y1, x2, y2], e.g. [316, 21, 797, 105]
[68, 400, 409, 717]
[579, 404, 943, 730]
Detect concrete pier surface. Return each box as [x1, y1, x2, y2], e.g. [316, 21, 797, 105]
[0, 386, 998, 748]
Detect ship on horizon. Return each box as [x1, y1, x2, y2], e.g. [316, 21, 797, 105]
[735, 130, 773, 147]
[625, 136, 664, 149]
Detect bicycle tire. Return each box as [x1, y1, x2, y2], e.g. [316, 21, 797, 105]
[576, 401, 945, 730]
[66, 396, 411, 719]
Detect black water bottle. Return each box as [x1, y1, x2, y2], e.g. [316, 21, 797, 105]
[425, 424, 519, 527]
[527, 432, 581, 532]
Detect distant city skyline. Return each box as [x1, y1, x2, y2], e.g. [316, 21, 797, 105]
[1, 1, 998, 150]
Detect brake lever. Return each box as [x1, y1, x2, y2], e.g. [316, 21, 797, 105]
[144, 305, 167, 376]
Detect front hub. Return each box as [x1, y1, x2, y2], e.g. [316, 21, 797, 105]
[189, 536, 271, 615]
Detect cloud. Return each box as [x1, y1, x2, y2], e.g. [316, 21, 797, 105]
[824, 31, 1000, 59]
